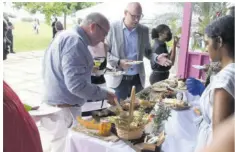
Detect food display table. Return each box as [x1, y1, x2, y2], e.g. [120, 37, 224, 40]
[161, 92, 200, 152]
[65, 129, 137, 152]
[64, 78, 201, 152]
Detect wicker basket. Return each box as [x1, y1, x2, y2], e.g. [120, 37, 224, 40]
[116, 127, 144, 140]
[115, 86, 145, 140]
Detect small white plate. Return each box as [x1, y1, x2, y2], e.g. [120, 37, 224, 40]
[29, 105, 62, 116]
[167, 86, 187, 92]
[192, 65, 206, 70]
[126, 61, 143, 65]
[105, 71, 126, 76]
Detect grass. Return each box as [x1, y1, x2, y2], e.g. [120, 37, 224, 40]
[14, 22, 52, 52]
[13, 21, 74, 52]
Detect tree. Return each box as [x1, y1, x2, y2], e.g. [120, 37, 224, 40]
[192, 2, 228, 35]
[13, 2, 96, 29]
[191, 2, 228, 51]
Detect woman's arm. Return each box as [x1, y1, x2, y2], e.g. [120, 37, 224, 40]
[213, 88, 234, 132]
[169, 36, 179, 65]
[201, 115, 234, 152]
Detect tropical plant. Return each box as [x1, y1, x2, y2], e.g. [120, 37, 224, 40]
[192, 2, 228, 35]
[190, 2, 228, 51]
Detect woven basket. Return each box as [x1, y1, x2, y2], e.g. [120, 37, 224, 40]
[116, 127, 144, 140]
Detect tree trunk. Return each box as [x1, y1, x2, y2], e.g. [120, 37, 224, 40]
[63, 12, 67, 30]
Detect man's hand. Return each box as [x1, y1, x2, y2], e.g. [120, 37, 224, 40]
[107, 92, 117, 106]
[156, 53, 172, 67]
[119, 59, 133, 70]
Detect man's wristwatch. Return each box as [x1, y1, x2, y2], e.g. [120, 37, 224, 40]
[155, 54, 159, 62]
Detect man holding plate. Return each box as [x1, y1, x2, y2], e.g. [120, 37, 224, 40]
[105, 2, 172, 101]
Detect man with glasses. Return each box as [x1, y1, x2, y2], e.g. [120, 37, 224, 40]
[42, 12, 116, 152]
[105, 2, 172, 101]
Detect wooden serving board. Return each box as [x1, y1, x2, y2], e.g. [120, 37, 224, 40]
[72, 124, 119, 142]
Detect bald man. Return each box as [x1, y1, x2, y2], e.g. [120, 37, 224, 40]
[105, 2, 172, 101]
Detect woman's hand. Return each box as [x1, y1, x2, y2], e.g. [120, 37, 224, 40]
[173, 36, 180, 47]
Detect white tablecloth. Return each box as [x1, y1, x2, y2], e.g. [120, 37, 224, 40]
[65, 129, 135, 152]
[162, 92, 200, 152]
[64, 91, 201, 152]
[82, 86, 115, 113]
[82, 100, 109, 112]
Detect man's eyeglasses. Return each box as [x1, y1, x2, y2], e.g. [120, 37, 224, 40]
[95, 23, 108, 37]
[128, 11, 144, 20]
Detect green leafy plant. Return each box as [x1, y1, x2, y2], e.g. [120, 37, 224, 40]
[23, 104, 32, 111]
[152, 102, 171, 134]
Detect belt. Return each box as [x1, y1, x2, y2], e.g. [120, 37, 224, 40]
[122, 74, 139, 81]
[152, 70, 169, 73]
[49, 103, 80, 108]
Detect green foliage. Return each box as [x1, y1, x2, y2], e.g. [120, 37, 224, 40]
[190, 2, 228, 51]
[168, 16, 181, 36]
[152, 102, 171, 134]
[13, 2, 96, 25]
[192, 2, 228, 35]
[14, 22, 52, 52]
[167, 16, 182, 48]
[24, 104, 32, 111]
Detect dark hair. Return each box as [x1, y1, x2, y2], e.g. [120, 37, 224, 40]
[55, 21, 64, 31]
[205, 15, 234, 56]
[151, 24, 170, 39]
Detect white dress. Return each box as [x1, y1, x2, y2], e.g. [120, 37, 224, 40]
[194, 63, 235, 152]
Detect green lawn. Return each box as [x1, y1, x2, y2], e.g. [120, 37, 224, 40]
[13, 22, 74, 52]
[14, 22, 52, 52]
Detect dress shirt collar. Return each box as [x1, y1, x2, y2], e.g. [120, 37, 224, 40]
[75, 25, 91, 46]
[122, 19, 137, 32]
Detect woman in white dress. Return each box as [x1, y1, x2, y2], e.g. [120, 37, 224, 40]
[193, 15, 234, 152]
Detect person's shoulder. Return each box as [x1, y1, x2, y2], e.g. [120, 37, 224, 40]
[60, 29, 79, 39]
[138, 24, 149, 31]
[110, 20, 122, 28]
[214, 63, 235, 85]
[52, 29, 77, 46]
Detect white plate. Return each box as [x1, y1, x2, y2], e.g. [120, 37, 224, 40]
[29, 105, 62, 116]
[126, 61, 143, 65]
[192, 65, 206, 70]
[105, 71, 126, 76]
[167, 86, 187, 92]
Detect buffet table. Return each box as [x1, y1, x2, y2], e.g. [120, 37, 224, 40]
[64, 79, 201, 152]
[65, 129, 136, 152]
[161, 92, 200, 152]
[64, 93, 200, 152]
